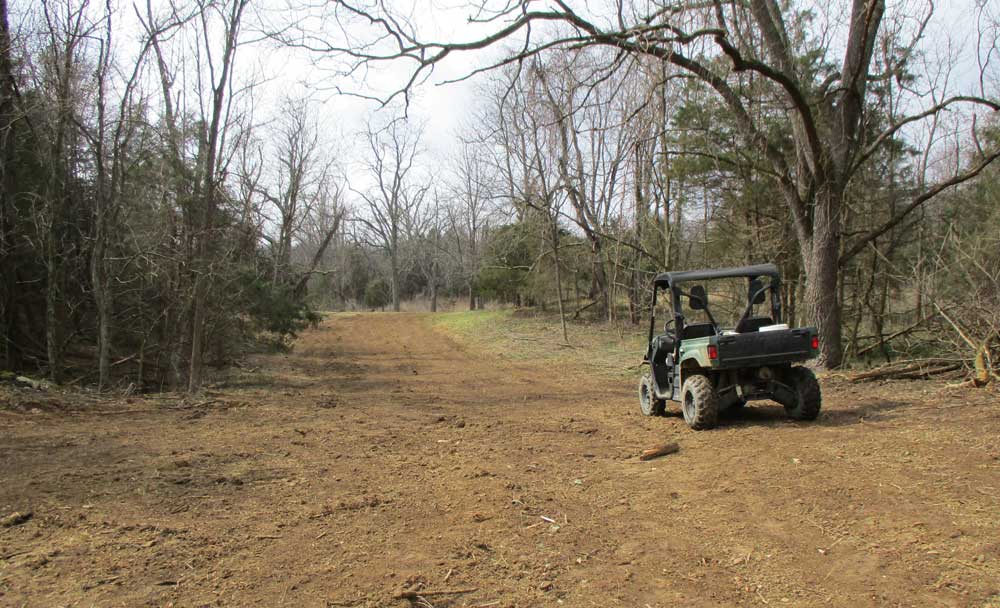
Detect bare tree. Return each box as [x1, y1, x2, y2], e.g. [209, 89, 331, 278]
[487, 67, 571, 342]
[77, 0, 165, 389]
[254, 98, 339, 286]
[407, 192, 447, 312]
[33, 0, 102, 382]
[446, 139, 495, 310]
[355, 117, 427, 312]
[146, 0, 250, 391]
[531, 53, 636, 321]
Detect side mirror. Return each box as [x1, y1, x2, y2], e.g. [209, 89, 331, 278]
[689, 285, 707, 310]
[749, 279, 766, 305]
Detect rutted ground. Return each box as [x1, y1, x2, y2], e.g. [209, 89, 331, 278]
[1, 313, 998, 607]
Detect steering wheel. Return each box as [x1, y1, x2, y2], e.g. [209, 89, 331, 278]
[662, 318, 675, 337]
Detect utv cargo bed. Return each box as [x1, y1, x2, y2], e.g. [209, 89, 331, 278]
[712, 327, 817, 367]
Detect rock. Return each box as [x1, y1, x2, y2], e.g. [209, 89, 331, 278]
[539, 581, 554, 591]
[2, 511, 33, 527]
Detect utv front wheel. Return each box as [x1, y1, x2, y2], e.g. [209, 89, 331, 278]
[681, 374, 719, 430]
[782, 367, 822, 420]
[639, 374, 665, 416]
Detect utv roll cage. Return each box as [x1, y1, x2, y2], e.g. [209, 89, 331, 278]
[646, 263, 782, 347]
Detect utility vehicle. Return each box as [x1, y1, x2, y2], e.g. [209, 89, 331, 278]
[639, 263, 821, 430]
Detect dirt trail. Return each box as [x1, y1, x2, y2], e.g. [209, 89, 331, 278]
[2, 313, 999, 607]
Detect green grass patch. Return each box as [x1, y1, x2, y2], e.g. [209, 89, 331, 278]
[431, 310, 647, 379]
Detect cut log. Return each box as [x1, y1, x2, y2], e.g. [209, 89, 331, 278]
[1, 511, 32, 527]
[639, 442, 680, 461]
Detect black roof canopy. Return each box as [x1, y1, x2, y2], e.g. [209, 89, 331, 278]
[653, 263, 780, 288]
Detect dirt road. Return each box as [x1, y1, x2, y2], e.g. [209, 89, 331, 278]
[2, 313, 999, 607]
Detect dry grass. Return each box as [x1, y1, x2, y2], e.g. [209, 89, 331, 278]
[431, 309, 647, 379]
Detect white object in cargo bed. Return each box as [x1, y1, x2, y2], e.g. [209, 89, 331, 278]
[758, 323, 789, 332]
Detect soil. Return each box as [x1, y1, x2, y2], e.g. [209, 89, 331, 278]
[2, 313, 999, 607]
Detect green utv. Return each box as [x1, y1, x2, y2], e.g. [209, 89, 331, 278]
[639, 264, 822, 430]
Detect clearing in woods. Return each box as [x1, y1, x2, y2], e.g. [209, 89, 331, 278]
[1, 312, 999, 607]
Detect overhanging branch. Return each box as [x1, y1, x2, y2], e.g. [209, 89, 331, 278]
[840, 147, 1000, 265]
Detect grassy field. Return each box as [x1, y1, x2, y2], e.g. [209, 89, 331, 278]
[432, 309, 648, 380]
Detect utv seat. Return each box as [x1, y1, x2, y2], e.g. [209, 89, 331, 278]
[650, 334, 676, 391]
[651, 334, 675, 364]
[735, 316, 775, 333]
[681, 322, 717, 340]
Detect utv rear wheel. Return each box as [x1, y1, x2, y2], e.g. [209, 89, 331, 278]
[681, 374, 719, 430]
[639, 374, 665, 416]
[783, 367, 822, 420]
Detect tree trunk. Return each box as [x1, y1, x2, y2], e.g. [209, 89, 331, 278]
[802, 191, 843, 368]
[430, 280, 438, 313]
[390, 252, 400, 312]
[586, 235, 610, 319]
[45, 227, 62, 383]
[551, 218, 569, 345]
[45, 131, 66, 384]
[91, 228, 111, 389]
[187, 272, 207, 392]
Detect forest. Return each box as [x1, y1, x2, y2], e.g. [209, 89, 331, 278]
[2, 0, 999, 392]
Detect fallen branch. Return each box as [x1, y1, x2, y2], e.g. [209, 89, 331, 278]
[639, 442, 680, 461]
[850, 358, 959, 382]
